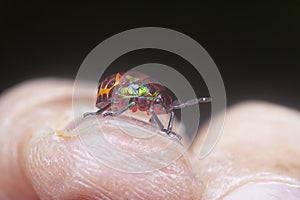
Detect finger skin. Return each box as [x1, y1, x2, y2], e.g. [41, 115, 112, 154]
[2, 79, 300, 200]
[0, 79, 194, 200]
[0, 79, 76, 200]
[26, 121, 194, 200]
[189, 101, 300, 199]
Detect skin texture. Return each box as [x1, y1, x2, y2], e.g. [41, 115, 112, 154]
[0, 79, 300, 200]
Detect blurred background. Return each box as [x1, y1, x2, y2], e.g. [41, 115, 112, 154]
[1, 2, 299, 110]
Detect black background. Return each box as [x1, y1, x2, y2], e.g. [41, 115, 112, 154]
[1, 2, 300, 110]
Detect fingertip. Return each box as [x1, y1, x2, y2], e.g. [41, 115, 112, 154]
[25, 116, 195, 199]
[1, 78, 196, 199]
[0, 78, 92, 200]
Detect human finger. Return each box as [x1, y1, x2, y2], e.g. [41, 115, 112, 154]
[189, 102, 300, 199]
[0, 79, 194, 200]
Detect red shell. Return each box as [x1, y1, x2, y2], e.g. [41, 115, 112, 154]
[96, 72, 123, 109]
[96, 71, 173, 115]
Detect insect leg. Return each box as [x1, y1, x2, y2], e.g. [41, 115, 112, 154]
[83, 112, 96, 117]
[149, 106, 164, 130]
[103, 102, 136, 117]
[149, 107, 182, 141]
[149, 116, 155, 124]
[167, 111, 175, 131]
[83, 103, 111, 117]
[172, 97, 212, 109]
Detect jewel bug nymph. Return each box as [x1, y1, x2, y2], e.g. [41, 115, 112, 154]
[84, 71, 211, 141]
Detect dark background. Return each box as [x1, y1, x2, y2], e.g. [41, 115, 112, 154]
[1, 2, 300, 110]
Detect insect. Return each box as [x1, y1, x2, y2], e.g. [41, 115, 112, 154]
[84, 71, 211, 141]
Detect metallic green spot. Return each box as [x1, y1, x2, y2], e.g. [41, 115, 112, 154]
[138, 86, 149, 96]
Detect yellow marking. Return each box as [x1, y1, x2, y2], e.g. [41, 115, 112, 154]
[121, 87, 136, 96]
[125, 75, 139, 83]
[97, 73, 121, 97]
[55, 130, 76, 140]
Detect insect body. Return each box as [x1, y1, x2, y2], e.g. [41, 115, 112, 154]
[84, 71, 211, 141]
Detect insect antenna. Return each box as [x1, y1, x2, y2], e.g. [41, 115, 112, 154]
[171, 97, 212, 110]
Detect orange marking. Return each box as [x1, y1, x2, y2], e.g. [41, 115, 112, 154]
[97, 73, 121, 97]
[55, 130, 76, 140]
